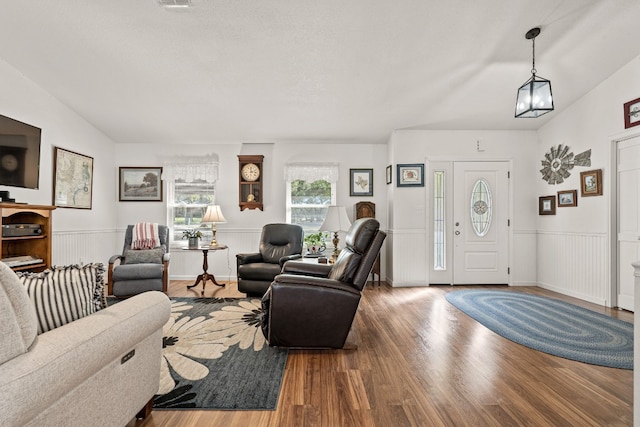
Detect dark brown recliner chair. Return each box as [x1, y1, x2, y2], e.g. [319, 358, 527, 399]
[261, 218, 386, 348]
[236, 223, 304, 296]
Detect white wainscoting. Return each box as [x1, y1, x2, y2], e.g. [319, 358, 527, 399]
[387, 228, 428, 287]
[536, 231, 610, 306]
[52, 229, 117, 267]
[51, 228, 263, 282]
[169, 228, 262, 280]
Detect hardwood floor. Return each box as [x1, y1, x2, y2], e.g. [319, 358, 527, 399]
[132, 281, 633, 427]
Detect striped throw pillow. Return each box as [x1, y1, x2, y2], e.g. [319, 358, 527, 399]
[17, 263, 106, 334]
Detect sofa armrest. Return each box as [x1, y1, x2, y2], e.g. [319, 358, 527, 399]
[236, 252, 263, 265]
[108, 254, 123, 265]
[0, 291, 171, 427]
[278, 253, 302, 268]
[281, 260, 333, 277]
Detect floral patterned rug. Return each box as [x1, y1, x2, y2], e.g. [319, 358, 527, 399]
[110, 296, 289, 410]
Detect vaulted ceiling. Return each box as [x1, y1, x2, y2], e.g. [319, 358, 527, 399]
[0, 0, 639, 144]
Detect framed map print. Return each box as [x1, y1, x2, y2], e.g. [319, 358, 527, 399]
[53, 147, 93, 209]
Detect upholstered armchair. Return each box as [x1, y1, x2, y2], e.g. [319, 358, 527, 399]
[236, 223, 304, 296]
[261, 218, 386, 349]
[108, 224, 171, 297]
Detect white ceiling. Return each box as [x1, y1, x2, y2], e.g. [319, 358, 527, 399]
[0, 0, 639, 144]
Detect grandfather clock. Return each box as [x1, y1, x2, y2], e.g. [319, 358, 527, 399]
[355, 201, 381, 286]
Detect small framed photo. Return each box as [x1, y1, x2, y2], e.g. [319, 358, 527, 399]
[350, 168, 373, 196]
[53, 147, 94, 209]
[386, 165, 392, 185]
[119, 167, 163, 201]
[539, 196, 556, 215]
[623, 97, 640, 129]
[557, 189, 577, 207]
[580, 169, 602, 197]
[397, 164, 424, 187]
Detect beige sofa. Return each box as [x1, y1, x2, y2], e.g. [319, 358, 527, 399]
[0, 261, 171, 427]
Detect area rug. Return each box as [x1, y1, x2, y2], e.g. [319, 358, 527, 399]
[445, 290, 633, 369]
[107, 296, 288, 410]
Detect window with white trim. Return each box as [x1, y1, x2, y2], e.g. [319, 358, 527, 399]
[164, 157, 219, 246]
[285, 163, 338, 234]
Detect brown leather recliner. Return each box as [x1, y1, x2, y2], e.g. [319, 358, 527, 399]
[236, 223, 304, 297]
[261, 218, 386, 348]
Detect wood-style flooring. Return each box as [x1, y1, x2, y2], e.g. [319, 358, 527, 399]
[130, 280, 633, 427]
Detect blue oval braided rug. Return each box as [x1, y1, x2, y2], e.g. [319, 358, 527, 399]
[445, 290, 633, 369]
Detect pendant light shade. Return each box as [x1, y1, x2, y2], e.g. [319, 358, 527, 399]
[515, 27, 554, 118]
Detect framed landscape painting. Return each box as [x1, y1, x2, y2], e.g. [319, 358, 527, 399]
[119, 167, 163, 201]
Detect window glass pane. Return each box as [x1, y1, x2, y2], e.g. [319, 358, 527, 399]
[434, 171, 445, 270]
[288, 179, 333, 234]
[170, 181, 215, 243]
[470, 179, 492, 237]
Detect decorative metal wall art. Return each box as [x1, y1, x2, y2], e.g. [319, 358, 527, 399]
[540, 144, 591, 185]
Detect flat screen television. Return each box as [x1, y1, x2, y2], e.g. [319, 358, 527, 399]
[0, 114, 41, 189]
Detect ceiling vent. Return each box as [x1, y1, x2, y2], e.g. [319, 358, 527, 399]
[158, 0, 192, 9]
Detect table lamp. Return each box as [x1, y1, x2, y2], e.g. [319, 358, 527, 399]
[202, 205, 227, 246]
[319, 205, 352, 263]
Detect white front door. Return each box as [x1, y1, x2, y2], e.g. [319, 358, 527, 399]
[617, 137, 640, 311]
[452, 162, 509, 284]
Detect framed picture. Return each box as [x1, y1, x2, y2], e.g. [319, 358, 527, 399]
[53, 147, 93, 209]
[397, 164, 424, 187]
[119, 167, 163, 201]
[623, 97, 640, 129]
[539, 196, 556, 215]
[386, 165, 392, 185]
[557, 189, 577, 207]
[580, 169, 602, 197]
[349, 168, 373, 196]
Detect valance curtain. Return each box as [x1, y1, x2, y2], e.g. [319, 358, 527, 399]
[162, 155, 219, 183]
[284, 163, 339, 183]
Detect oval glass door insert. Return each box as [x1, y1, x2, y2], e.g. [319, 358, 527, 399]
[470, 179, 492, 237]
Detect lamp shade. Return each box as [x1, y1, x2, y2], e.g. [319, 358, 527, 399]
[515, 75, 554, 118]
[202, 205, 227, 224]
[319, 206, 351, 232]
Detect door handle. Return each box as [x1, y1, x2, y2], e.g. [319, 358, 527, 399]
[455, 231, 460, 235]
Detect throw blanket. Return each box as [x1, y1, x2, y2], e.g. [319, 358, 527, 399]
[131, 222, 160, 249]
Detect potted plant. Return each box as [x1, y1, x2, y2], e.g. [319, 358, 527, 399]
[304, 231, 326, 256]
[182, 229, 203, 249]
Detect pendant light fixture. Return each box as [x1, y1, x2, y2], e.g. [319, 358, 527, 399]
[515, 27, 554, 118]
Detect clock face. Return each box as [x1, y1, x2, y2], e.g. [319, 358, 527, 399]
[1, 154, 18, 172]
[241, 163, 260, 181]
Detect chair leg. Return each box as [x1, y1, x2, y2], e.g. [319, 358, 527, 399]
[107, 263, 115, 296]
[136, 397, 154, 420]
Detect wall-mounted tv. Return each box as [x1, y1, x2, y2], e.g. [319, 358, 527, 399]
[0, 114, 41, 189]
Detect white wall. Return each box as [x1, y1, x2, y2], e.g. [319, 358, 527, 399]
[114, 141, 388, 280]
[387, 129, 539, 287]
[536, 55, 640, 305]
[0, 58, 117, 266]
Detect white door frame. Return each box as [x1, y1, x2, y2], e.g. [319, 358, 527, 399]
[610, 129, 640, 308]
[426, 157, 513, 286]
